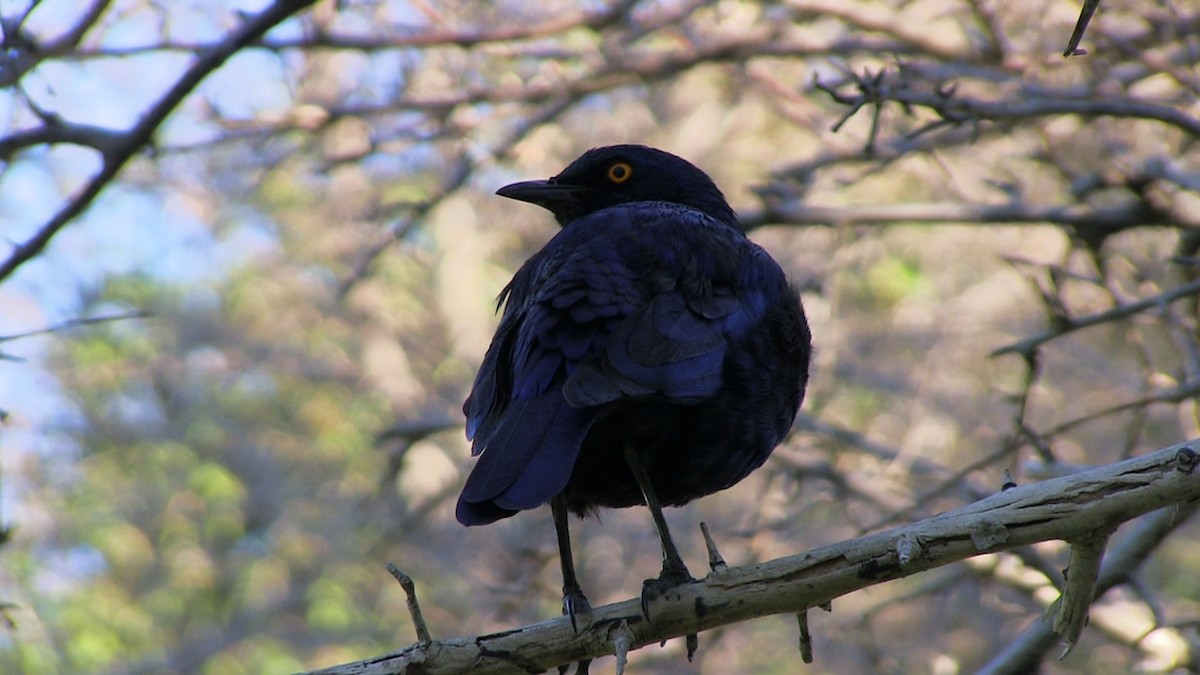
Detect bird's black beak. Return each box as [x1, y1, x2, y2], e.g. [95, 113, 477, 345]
[496, 179, 585, 208]
[497, 179, 592, 227]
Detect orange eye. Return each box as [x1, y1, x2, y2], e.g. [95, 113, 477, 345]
[606, 162, 633, 184]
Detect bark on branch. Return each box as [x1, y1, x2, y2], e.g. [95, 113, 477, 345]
[303, 440, 1200, 675]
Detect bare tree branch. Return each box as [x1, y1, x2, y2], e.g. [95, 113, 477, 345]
[742, 199, 1161, 231]
[302, 440, 1200, 675]
[0, 121, 125, 159]
[992, 278, 1200, 358]
[0, 310, 149, 344]
[817, 68, 1200, 138]
[41, 0, 111, 54]
[978, 500, 1200, 675]
[58, 0, 640, 57]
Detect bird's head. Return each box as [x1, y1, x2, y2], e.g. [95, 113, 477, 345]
[496, 145, 738, 228]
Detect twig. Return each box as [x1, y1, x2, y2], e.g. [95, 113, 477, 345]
[977, 499, 1200, 675]
[814, 68, 1200, 138]
[748, 199, 1158, 232]
[385, 563, 432, 647]
[699, 522, 728, 573]
[1040, 379, 1200, 438]
[0, 310, 150, 344]
[61, 0, 639, 58]
[797, 610, 814, 663]
[991, 278, 1200, 357]
[1052, 530, 1112, 657]
[611, 619, 633, 675]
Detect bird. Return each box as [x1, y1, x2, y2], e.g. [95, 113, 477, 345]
[456, 144, 811, 631]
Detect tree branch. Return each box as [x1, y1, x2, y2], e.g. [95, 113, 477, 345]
[0, 309, 149, 347]
[58, 0, 639, 57]
[741, 199, 1161, 232]
[991, 278, 1200, 357]
[816, 67, 1200, 138]
[302, 440, 1200, 675]
[977, 499, 1200, 675]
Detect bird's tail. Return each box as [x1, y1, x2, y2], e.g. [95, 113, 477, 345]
[456, 395, 594, 525]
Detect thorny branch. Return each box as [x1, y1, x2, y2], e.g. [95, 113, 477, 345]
[302, 441, 1200, 675]
[978, 500, 1200, 675]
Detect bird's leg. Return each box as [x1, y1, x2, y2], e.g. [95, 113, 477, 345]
[623, 443, 696, 620]
[551, 494, 591, 632]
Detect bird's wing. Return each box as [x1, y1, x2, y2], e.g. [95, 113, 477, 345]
[562, 208, 772, 408]
[459, 231, 636, 523]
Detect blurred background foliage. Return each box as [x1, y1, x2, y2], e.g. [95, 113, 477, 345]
[1, 0, 1199, 672]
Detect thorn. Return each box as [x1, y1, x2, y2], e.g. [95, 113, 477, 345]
[1001, 469, 1017, 491]
[797, 610, 815, 663]
[819, 601, 832, 612]
[686, 633, 698, 661]
[699, 522, 727, 573]
[1053, 533, 1109, 653]
[895, 532, 924, 566]
[1058, 638, 1077, 659]
[385, 563, 432, 647]
[612, 619, 634, 675]
[1175, 446, 1198, 474]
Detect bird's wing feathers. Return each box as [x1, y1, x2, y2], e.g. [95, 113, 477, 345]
[564, 291, 729, 406]
[563, 209, 769, 407]
[458, 205, 774, 523]
[457, 395, 595, 523]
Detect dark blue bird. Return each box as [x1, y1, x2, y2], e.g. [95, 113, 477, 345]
[457, 145, 811, 627]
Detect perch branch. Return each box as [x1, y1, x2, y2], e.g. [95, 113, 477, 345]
[301, 440, 1200, 675]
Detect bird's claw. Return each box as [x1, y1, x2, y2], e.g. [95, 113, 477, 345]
[563, 587, 592, 632]
[639, 565, 696, 622]
[640, 567, 701, 661]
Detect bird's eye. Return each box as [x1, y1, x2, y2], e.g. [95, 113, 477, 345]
[606, 162, 633, 184]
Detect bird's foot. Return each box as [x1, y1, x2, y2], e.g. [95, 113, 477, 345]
[563, 586, 592, 632]
[639, 563, 696, 622]
[641, 565, 700, 661]
[558, 588, 592, 674]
